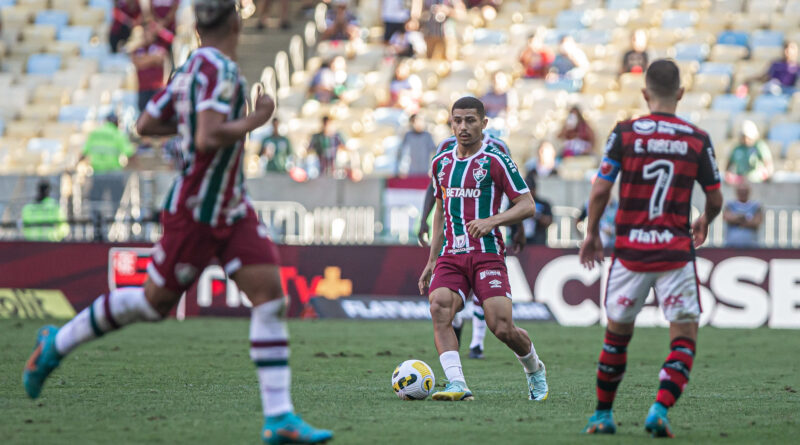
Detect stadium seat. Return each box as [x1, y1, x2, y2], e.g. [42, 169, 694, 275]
[750, 45, 784, 62]
[0, 0, 17, 7]
[673, 43, 709, 62]
[5, 120, 41, 138]
[619, 72, 645, 91]
[731, 112, 769, 136]
[750, 30, 784, 49]
[575, 29, 610, 45]
[81, 42, 111, 59]
[711, 94, 748, 113]
[70, 8, 105, 27]
[709, 45, 748, 63]
[20, 103, 59, 122]
[26, 54, 61, 75]
[661, 10, 697, 28]
[555, 10, 589, 30]
[58, 105, 91, 123]
[18, 0, 47, 8]
[698, 62, 735, 76]
[99, 53, 132, 73]
[27, 138, 64, 156]
[717, 30, 749, 48]
[768, 122, 800, 153]
[607, 0, 641, 10]
[35, 10, 70, 31]
[0, 118, 5, 137]
[471, 28, 508, 45]
[692, 73, 730, 94]
[753, 95, 790, 118]
[747, 0, 782, 14]
[58, 26, 92, 45]
[1, 7, 34, 27]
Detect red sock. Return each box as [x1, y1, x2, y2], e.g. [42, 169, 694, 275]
[596, 329, 632, 411]
[655, 337, 696, 408]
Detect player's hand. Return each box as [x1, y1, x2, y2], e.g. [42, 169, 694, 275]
[511, 225, 526, 254]
[253, 93, 275, 119]
[692, 214, 709, 248]
[579, 233, 604, 270]
[466, 218, 496, 239]
[418, 262, 434, 296]
[417, 220, 430, 247]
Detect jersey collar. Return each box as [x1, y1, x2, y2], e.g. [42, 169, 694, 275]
[452, 140, 487, 163]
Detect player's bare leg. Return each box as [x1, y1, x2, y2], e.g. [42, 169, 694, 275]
[232, 264, 332, 444]
[645, 321, 698, 438]
[429, 287, 473, 401]
[584, 319, 634, 434]
[483, 296, 548, 401]
[23, 279, 170, 399]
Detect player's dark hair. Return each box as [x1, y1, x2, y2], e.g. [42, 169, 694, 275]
[196, 4, 236, 34]
[645, 59, 681, 99]
[451, 96, 485, 119]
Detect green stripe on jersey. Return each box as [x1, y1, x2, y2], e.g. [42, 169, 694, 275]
[449, 159, 467, 235]
[478, 158, 497, 254]
[198, 147, 236, 223]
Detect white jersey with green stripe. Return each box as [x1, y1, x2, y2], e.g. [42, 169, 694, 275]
[145, 47, 249, 227]
[431, 141, 529, 256]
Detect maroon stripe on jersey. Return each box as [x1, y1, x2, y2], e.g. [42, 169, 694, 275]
[618, 258, 689, 272]
[197, 55, 221, 96]
[615, 248, 692, 264]
[615, 209, 689, 225]
[619, 183, 693, 202]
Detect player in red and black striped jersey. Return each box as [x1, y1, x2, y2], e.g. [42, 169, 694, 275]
[580, 60, 723, 438]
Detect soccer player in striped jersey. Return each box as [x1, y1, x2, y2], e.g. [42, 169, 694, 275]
[580, 60, 723, 438]
[22, 2, 332, 443]
[418, 97, 548, 402]
[419, 133, 523, 360]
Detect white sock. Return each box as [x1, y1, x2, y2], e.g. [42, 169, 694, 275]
[516, 342, 541, 373]
[469, 310, 487, 350]
[250, 298, 294, 418]
[451, 310, 463, 329]
[439, 350, 466, 384]
[55, 287, 161, 356]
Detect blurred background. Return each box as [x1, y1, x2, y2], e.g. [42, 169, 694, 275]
[0, 0, 798, 250]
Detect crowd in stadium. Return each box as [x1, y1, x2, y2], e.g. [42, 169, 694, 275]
[0, 0, 796, 247]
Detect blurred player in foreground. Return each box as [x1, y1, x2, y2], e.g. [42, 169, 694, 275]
[418, 97, 548, 402]
[580, 60, 723, 438]
[23, 1, 332, 443]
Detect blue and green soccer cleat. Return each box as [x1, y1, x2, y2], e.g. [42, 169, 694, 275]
[23, 325, 62, 399]
[262, 412, 333, 444]
[527, 361, 549, 401]
[432, 380, 474, 401]
[583, 409, 617, 434]
[645, 402, 675, 438]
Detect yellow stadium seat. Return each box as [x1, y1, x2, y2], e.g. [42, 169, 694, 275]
[5, 120, 42, 138]
[22, 24, 57, 42]
[678, 92, 712, 112]
[47, 41, 81, 58]
[42, 122, 80, 139]
[619, 72, 645, 92]
[784, 143, 800, 171]
[676, 0, 712, 11]
[10, 40, 47, 56]
[694, 13, 730, 35]
[89, 73, 125, 91]
[730, 12, 769, 31]
[19, 104, 59, 122]
[733, 60, 769, 86]
[34, 85, 70, 105]
[582, 73, 619, 94]
[70, 8, 105, 27]
[536, 0, 569, 16]
[1, 7, 35, 27]
[51, 69, 89, 89]
[748, 0, 782, 14]
[750, 46, 783, 63]
[710, 44, 748, 63]
[713, 0, 745, 13]
[52, 0, 86, 11]
[0, 73, 14, 90]
[691, 73, 730, 94]
[18, 0, 48, 9]
[604, 91, 645, 110]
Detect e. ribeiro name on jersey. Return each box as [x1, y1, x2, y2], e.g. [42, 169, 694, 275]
[601, 112, 721, 272]
[432, 141, 528, 256]
[146, 47, 250, 228]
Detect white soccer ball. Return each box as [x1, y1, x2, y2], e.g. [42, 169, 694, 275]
[391, 359, 435, 400]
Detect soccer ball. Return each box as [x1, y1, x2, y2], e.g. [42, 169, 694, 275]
[391, 359, 435, 400]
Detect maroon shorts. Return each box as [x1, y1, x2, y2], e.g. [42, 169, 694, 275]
[147, 208, 280, 293]
[429, 253, 512, 307]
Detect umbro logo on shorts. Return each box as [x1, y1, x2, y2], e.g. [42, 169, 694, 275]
[489, 279, 502, 288]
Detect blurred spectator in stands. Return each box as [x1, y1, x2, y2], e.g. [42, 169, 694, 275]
[621, 29, 649, 74]
[724, 181, 763, 248]
[747, 41, 799, 95]
[522, 172, 552, 245]
[322, 0, 361, 42]
[21, 180, 69, 242]
[309, 56, 349, 103]
[577, 179, 618, 247]
[383, 0, 411, 44]
[525, 140, 559, 178]
[308, 116, 346, 177]
[260, 118, 293, 173]
[389, 60, 423, 113]
[110, 0, 142, 53]
[549, 35, 589, 80]
[79, 114, 135, 207]
[258, 0, 291, 30]
[557, 106, 595, 157]
[411, 0, 465, 60]
[481, 71, 512, 118]
[387, 20, 424, 58]
[150, 0, 179, 50]
[725, 120, 774, 184]
[131, 23, 167, 112]
[396, 114, 436, 177]
[519, 31, 553, 79]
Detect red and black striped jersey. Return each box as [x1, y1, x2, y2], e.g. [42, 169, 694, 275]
[599, 112, 721, 272]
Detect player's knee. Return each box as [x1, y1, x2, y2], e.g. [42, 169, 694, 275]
[490, 320, 514, 343]
[144, 282, 178, 318]
[429, 292, 454, 322]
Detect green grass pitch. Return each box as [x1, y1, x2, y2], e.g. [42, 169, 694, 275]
[1, 319, 798, 444]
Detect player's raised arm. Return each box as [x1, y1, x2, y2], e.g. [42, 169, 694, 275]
[196, 92, 274, 152]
